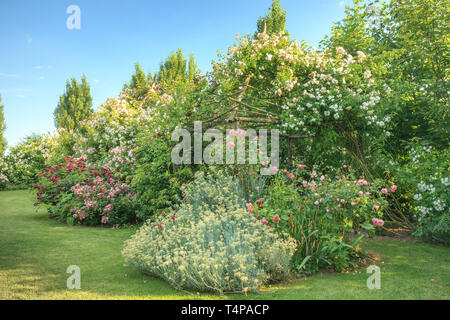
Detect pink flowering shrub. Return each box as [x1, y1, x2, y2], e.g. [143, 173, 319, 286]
[34, 155, 137, 226]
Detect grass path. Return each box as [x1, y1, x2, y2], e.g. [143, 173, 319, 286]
[0, 190, 449, 300]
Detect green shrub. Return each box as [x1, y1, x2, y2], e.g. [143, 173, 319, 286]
[123, 171, 296, 294]
[132, 133, 196, 221]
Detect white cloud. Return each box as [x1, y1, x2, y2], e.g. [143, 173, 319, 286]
[0, 73, 21, 78]
[33, 66, 43, 69]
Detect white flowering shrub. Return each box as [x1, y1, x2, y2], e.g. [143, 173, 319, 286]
[1, 134, 53, 188]
[0, 156, 9, 189]
[123, 172, 296, 294]
[408, 146, 449, 244]
[211, 31, 391, 170]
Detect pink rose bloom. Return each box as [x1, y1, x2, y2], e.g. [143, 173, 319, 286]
[314, 200, 320, 206]
[372, 218, 384, 227]
[374, 205, 380, 211]
[229, 129, 236, 135]
[104, 204, 112, 212]
[101, 216, 109, 224]
[390, 185, 397, 192]
[247, 203, 254, 214]
[358, 191, 364, 196]
[84, 199, 94, 208]
[261, 218, 268, 225]
[271, 166, 278, 173]
[156, 223, 163, 228]
[298, 164, 306, 170]
[381, 188, 388, 194]
[302, 180, 308, 187]
[289, 173, 295, 179]
[226, 141, 235, 148]
[78, 211, 86, 220]
[272, 214, 280, 223]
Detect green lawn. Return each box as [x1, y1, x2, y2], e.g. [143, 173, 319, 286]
[0, 190, 449, 300]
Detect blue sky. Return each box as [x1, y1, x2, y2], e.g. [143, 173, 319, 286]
[0, 0, 349, 147]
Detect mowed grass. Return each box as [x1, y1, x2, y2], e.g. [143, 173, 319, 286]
[0, 190, 449, 300]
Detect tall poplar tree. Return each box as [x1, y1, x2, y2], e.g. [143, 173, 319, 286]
[54, 75, 93, 130]
[158, 48, 199, 85]
[255, 0, 287, 36]
[124, 62, 154, 98]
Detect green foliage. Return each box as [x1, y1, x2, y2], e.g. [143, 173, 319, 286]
[158, 49, 199, 89]
[323, 0, 449, 151]
[132, 133, 196, 222]
[0, 95, 6, 154]
[123, 171, 296, 294]
[54, 75, 93, 130]
[123, 63, 155, 100]
[255, 0, 287, 36]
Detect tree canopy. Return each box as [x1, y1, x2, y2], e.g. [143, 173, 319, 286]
[255, 0, 287, 36]
[54, 75, 93, 131]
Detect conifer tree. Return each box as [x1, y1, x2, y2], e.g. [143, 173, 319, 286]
[158, 49, 199, 85]
[256, 0, 287, 36]
[124, 62, 153, 98]
[54, 75, 93, 130]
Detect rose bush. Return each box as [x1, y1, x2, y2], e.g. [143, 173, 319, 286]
[34, 156, 137, 226]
